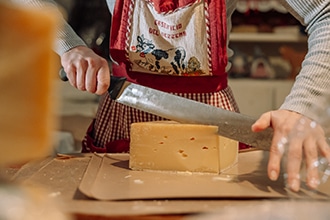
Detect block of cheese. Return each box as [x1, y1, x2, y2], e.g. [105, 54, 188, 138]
[129, 121, 238, 173]
[0, 2, 59, 166]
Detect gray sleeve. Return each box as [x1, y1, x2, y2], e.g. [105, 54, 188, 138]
[279, 0, 330, 121]
[106, 0, 115, 14]
[12, 0, 87, 55]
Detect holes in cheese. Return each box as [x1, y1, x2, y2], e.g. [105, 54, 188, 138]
[129, 121, 238, 173]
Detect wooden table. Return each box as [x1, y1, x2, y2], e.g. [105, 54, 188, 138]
[2, 153, 330, 220]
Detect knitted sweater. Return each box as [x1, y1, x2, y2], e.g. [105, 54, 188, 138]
[13, 0, 330, 121]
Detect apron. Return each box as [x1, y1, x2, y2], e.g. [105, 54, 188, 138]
[82, 0, 249, 153]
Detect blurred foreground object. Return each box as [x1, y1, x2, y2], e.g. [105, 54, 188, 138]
[0, 2, 72, 220]
[0, 181, 72, 220]
[0, 1, 59, 166]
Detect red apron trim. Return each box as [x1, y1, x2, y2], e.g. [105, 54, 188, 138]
[112, 62, 228, 93]
[149, 0, 200, 13]
[208, 0, 227, 73]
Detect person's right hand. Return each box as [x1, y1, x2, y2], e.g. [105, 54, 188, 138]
[61, 46, 110, 95]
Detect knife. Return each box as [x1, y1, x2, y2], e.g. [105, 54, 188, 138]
[59, 68, 273, 150]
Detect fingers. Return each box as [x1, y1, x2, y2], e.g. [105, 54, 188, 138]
[317, 139, 330, 184]
[252, 111, 285, 182]
[281, 117, 329, 191]
[267, 147, 282, 181]
[285, 138, 303, 192]
[64, 62, 88, 91]
[85, 65, 96, 93]
[251, 112, 272, 132]
[66, 64, 109, 94]
[299, 121, 330, 190]
[304, 137, 320, 189]
[267, 131, 286, 183]
[286, 135, 328, 191]
[95, 65, 110, 95]
[318, 137, 330, 161]
[84, 58, 110, 94]
[76, 61, 88, 91]
[253, 110, 330, 192]
[65, 66, 77, 87]
[251, 111, 281, 181]
[255, 110, 317, 191]
[61, 46, 110, 94]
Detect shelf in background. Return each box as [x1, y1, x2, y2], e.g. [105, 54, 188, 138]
[236, 0, 287, 13]
[229, 32, 307, 43]
[228, 79, 295, 118]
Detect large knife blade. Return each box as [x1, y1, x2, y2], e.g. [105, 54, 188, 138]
[59, 69, 273, 150]
[109, 76, 273, 150]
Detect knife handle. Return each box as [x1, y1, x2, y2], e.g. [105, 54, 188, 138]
[108, 76, 126, 100]
[58, 68, 126, 99]
[59, 68, 68, 81]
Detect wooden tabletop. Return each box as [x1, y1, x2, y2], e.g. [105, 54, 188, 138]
[2, 153, 330, 220]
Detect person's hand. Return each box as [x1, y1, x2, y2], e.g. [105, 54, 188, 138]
[251, 109, 330, 192]
[61, 46, 110, 95]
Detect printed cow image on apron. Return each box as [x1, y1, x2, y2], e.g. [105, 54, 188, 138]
[110, 0, 228, 91]
[129, 0, 209, 76]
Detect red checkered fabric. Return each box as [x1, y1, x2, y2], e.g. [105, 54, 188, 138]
[82, 86, 243, 153]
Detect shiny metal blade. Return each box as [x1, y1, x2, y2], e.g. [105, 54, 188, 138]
[111, 79, 273, 150]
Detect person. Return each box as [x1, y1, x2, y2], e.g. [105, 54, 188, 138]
[15, 0, 330, 192]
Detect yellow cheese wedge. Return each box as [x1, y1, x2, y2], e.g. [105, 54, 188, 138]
[129, 121, 238, 173]
[0, 2, 59, 166]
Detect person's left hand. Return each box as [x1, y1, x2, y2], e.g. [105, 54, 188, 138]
[251, 109, 330, 192]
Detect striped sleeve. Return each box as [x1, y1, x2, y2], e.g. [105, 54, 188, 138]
[279, 0, 330, 121]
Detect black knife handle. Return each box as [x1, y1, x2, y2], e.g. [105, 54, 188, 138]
[108, 76, 126, 100]
[58, 68, 126, 99]
[59, 68, 69, 81]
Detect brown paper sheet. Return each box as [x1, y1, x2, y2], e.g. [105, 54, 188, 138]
[9, 152, 330, 218]
[79, 151, 330, 201]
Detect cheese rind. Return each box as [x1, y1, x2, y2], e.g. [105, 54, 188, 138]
[129, 121, 238, 173]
